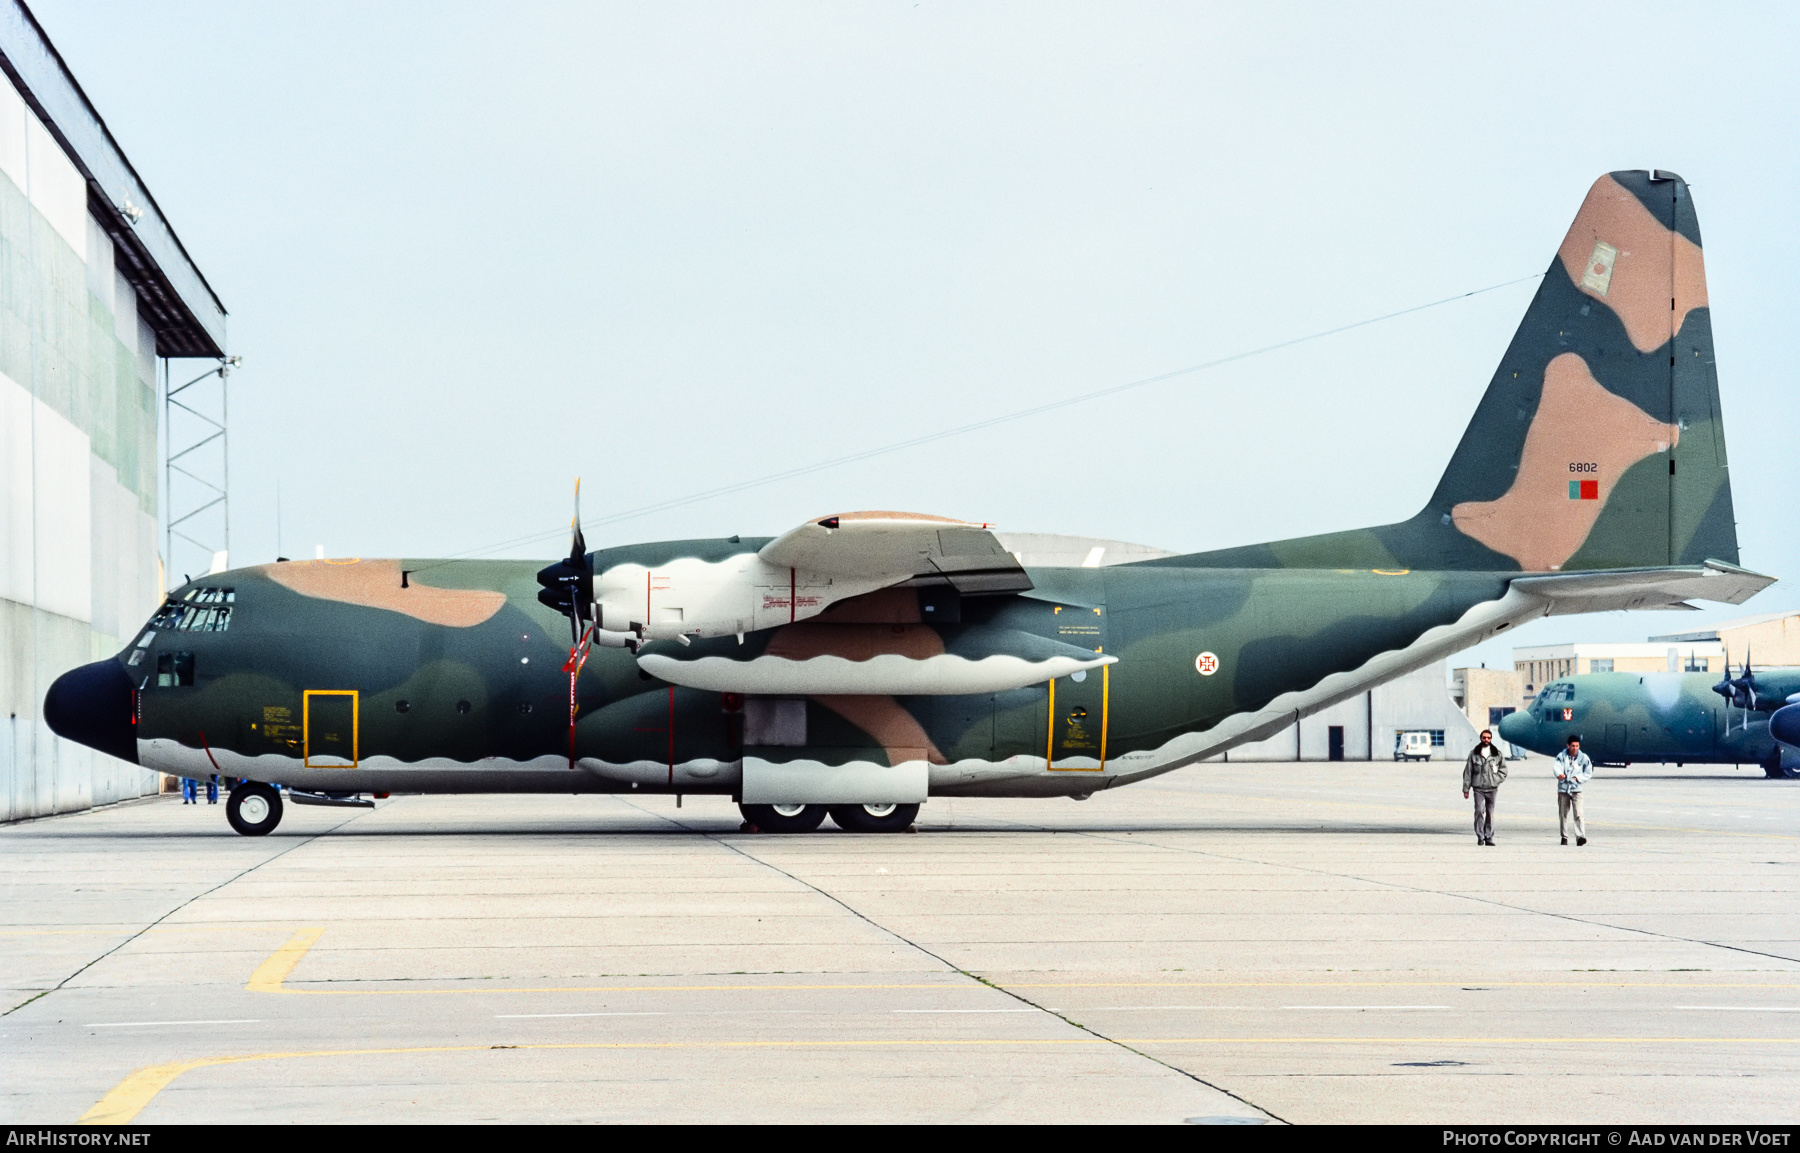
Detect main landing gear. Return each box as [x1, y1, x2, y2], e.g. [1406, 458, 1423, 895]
[738, 802, 920, 833]
[227, 781, 284, 836]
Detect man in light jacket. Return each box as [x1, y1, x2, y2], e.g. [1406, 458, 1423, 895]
[1554, 735, 1593, 846]
[1462, 729, 1507, 846]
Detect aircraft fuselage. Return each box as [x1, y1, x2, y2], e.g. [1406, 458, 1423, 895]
[79, 542, 1515, 800]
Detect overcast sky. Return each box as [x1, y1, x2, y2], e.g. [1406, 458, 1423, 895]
[30, 1, 1800, 671]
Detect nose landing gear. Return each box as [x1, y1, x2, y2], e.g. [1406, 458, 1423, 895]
[227, 781, 284, 836]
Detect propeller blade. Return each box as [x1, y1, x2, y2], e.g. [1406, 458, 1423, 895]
[535, 479, 598, 769]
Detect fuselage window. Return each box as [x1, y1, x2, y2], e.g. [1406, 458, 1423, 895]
[156, 652, 195, 688]
[151, 587, 235, 633]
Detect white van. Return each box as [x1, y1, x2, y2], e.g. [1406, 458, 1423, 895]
[1393, 731, 1435, 762]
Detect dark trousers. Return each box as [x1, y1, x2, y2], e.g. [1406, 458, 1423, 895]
[1472, 787, 1497, 841]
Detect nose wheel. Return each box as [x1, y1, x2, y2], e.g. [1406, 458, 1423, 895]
[227, 781, 284, 836]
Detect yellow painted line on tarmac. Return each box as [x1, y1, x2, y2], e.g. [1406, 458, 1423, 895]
[81, 1034, 1800, 1124]
[1004, 980, 1800, 990]
[244, 928, 325, 993]
[247, 924, 1798, 997]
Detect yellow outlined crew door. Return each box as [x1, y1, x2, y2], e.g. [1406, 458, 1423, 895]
[303, 690, 359, 768]
[1048, 605, 1108, 771]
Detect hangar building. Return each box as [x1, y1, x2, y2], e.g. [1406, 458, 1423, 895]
[1207, 660, 1479, 763]
[2, 1, 227, 821]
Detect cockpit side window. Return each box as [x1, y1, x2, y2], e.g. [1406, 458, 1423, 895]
[156, 651, 195, 687]
[151, 587, 234, 633]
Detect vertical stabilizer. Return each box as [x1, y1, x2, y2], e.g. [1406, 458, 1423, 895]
[1183, 171, 1737, 573]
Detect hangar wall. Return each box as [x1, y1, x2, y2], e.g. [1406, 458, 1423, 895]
[1213, 660, 1478, 763]
[1, 65, 164, 820]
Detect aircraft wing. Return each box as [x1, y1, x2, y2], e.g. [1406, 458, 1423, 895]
[1511, 560, 1775, 615]
[759, 512, 1032, 594]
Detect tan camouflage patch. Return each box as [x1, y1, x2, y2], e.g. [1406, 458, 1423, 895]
[1451, 352, 1678, 571]
[1557, 174, 1708, 353]
[261, 558, 507, 628]
[812, 587, 923, 624]
[811, 694, 948, 766]
[822, 511, 974, 524]
[765, 622, 944, 661]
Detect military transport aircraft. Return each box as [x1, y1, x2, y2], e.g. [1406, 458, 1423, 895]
[1498, 659, 1800, 778]
[44, 170, 1776, 835]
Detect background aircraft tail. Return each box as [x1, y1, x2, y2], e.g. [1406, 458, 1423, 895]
[1187, 170, 1738, 573]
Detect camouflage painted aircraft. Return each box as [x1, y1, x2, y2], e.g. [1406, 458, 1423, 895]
[1498, 662, 1800, 778]
[44, 170, 1776, 835]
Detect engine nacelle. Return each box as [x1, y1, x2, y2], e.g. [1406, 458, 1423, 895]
[594, 554, 887, 641]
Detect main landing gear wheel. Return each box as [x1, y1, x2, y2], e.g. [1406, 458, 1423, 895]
[1763, 750, 1800, 780]
[227, 781, 284, 836]
[828, 803, 920, 833]
[738, 802, 827, 833]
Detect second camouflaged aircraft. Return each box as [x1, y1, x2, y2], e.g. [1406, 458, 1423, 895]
[45, 171, 1776, 834]
[1500, 662, 1800, 778]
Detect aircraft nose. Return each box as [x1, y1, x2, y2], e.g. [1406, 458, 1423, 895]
[43, 660, 139, 764]
[1497, 710, 1531, 745]
[1772, 703, 1800, 749]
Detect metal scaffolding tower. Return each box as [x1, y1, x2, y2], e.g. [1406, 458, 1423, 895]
[164, 356, 240, 588]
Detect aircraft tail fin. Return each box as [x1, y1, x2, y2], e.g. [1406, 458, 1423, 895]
[1185, 170, 1738, 574]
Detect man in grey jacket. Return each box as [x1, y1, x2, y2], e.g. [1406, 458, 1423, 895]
[1555, 735, 1593, 846]
[1462, 729, 1507, 845]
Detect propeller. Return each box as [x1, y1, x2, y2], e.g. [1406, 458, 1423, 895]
[536, 481, 597, 769]
[1731, 646, 1761, 712]
[1712, 645, 1737, 731]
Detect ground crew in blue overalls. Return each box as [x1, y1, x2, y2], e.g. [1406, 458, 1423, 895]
[181, 777, 198, 804]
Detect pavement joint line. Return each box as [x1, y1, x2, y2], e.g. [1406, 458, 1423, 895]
[1060, 825, 1800, 967]
[2, 810, 367, 1019]
[0, 926, 303, 938]
[1136, 785, 1800, 842]
[77, 1034, 1800, 1125]
[84, 1019, 262, 1028]
[620, 796, 1289, 1125]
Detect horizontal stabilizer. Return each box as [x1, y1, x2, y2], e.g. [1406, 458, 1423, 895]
[1510, 560, 1773, 615]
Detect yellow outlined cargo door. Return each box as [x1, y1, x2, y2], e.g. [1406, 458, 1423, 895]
[303, 690, 359, 768]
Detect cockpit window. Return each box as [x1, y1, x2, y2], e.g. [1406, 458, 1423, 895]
[1536, 682, 1575, 704]
[151, 587, 234, 632]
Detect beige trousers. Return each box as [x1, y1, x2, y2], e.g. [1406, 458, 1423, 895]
[1558, 791, 1585, 840]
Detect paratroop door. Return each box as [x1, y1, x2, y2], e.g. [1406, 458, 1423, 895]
[304, 690, 359, 768]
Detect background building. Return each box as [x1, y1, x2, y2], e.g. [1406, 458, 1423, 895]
[1451, 665, 1524, 736]
[1650, 611, 1800, 669]
[1210, 660, 1478, 763]
[2, 1, 227, 822]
